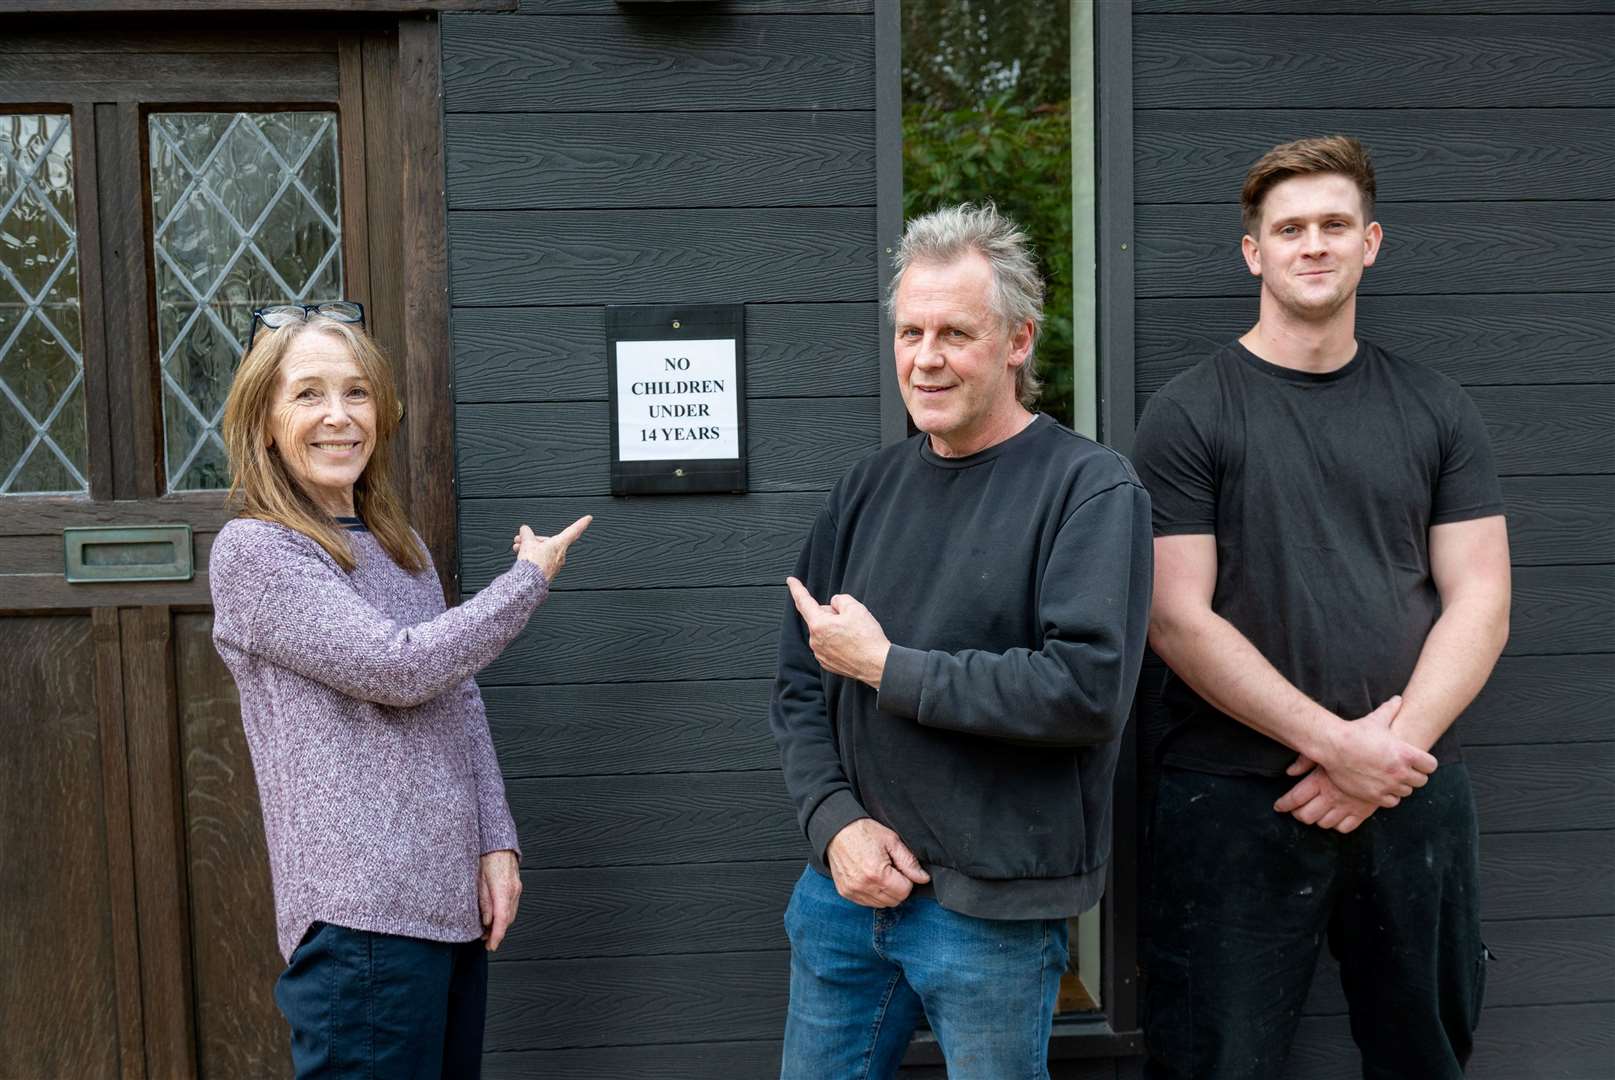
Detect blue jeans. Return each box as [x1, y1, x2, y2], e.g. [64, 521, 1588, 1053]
[274, 922, 489, 1079]
[781, 866, 1069, 1080]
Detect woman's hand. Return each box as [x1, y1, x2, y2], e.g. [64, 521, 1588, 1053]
[478, 849, 522, 951]
[512, 515, 592, 583]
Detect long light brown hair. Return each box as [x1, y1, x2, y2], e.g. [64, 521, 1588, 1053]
[221, 317, 426, 573]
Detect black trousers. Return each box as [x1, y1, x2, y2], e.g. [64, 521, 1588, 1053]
[274, 922, 489, 1080]
[1143, 764, 1486, 1080]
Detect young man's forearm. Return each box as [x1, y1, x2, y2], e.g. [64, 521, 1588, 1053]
[1389, 593, 1510, 752]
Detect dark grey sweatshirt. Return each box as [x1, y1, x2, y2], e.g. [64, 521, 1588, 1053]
[770, 414, 1153, 919]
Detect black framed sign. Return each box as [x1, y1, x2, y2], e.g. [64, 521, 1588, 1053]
[606, 304, 747, 495]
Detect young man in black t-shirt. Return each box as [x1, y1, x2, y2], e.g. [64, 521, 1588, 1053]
[1133, 137, 1510, 1078]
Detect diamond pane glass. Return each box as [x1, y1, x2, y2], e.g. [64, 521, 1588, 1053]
[149, 111, 343, 492]
[0, 112, 87, 495]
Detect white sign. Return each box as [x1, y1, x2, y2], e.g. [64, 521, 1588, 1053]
[614, 338, 740, 462]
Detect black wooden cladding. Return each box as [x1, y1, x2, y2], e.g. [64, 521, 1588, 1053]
[1135, 296, 1614, 390]
[482, 1040, 785, 1080]
[446, 112, 876, 210]
[470, 568, 1604, 687]
[500, 861, 797, 961]
[1304, 916, 1615, 1017]
[1134, 202, 1615, 297]
[460, 493, 819, 592]
[454, 304, 882, 403]
[482, 679, 777, 777]
[449, 208, 877, 306]
[1135, 109, 1615, 204]
[1133, 15, 1615, 109]
[484, 950, 789, 1052]
[479, 586, 781, 685]
[441, 14, 875, 112]
[455, 398, 881, 498]
[1288, 1004, 1615, 1080]
[1460, 655, 1614, 747]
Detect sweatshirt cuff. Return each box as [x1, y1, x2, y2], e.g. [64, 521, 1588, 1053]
[876, 644, 926, 720]
[505, 558, 550, 604]
[806, 789, 869, 864]
[479, 808, 522, 861]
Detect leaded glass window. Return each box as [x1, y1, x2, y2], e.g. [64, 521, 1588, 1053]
[0, 112, 87, 496]
[148, 111, 343, 492]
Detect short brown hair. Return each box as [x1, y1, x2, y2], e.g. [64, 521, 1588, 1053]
[221, 317, 425, 573]
[1241, 135, 1377, 235]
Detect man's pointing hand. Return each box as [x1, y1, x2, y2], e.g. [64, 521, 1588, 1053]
[787, 576, 892, 689]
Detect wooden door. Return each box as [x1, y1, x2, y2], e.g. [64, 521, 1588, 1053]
[0, 21, 437, 1079]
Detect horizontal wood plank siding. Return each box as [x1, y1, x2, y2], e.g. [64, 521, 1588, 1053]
[441, 5, 881, 1068]
[1130, 5, 1614, 1077]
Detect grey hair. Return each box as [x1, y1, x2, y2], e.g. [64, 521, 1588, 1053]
[884, 202, 1046, 408]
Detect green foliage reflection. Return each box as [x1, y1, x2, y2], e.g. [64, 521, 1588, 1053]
[901, 1, 1074, 425]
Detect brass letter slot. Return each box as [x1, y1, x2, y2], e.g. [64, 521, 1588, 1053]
[64, 526, 194, 583]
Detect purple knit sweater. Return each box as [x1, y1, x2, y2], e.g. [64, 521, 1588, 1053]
[209, 517, 547, 961]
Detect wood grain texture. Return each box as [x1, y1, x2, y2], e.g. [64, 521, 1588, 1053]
[1472, 385, 1615, 477]
[1134, 203, 1614, 298]
[1508, 565, 1614, 657]
[1135, 295, 1614, 393]
[448, 207, 877, 306]
[452, 303, 882, 403]
[121, 606, 196, 1078]
[447, 111, 875, 210]
[498, 860, 798, 961]
[1501, 476, 1615, 567]
[174, 614, 287, 1080]
[93, 608, 145, 1080]
[460, 493, 818, 591]
[1480, 830, 1615, 921]
[506, 770, 798, 868]
[484, 949, 790, 1051]
[1285, 1002, 1613, 1079]
[1470, 742, 1615, 833]
[442, 14, 875, 112]
[1136, 109, 1615, 203]
[1460, 654, 1614, 747]
[1133, 15, 1615, 109]
[480, 584, 781, 685]
[0, 616, 120, 1080]
[482, 1040, 787, 1080]
[1304, 916, 1615, 1016]
[399, 18, 462, 600]
[483, 678, 779, 777]
[454, 397, 880, 498]
[0, 52, 338, 102]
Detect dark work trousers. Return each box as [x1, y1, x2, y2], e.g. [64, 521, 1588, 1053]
[1143, 764, 1486, 1080]
[274, 922, 489, 1080]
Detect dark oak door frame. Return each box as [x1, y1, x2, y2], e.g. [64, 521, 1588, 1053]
[0, 15, 460, 1079]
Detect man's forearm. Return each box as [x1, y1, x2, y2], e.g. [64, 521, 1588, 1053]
[1150, 606, 1344, 762]
[1390, 594, 1509, 752]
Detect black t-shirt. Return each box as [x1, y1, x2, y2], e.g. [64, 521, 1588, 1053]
[1132, 340, 1505, 776]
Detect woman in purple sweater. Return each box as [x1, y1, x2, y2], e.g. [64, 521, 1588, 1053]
[209, 303, 588, 1079]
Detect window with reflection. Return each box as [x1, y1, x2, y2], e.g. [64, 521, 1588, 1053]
[148, 111, 343, 492]
[902, 0, 1105, 1014]
[0, 112, 86, 496]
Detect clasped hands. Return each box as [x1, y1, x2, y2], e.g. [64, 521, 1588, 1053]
[786, 576, 891, 689]
[1274, 695, 1438, 834]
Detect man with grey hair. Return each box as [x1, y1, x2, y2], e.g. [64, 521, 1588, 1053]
[770, 203, 1153, 1077]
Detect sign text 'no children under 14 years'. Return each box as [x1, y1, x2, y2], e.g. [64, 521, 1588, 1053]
[614, 338, 741, 462]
